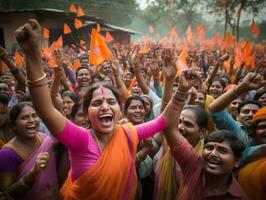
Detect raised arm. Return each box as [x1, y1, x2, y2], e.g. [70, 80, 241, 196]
[163, 67, 200, 148]
[0, 47, 26, 92]
[15, 19, 66, 135]
[131, 53, 150, 94]
[209, 71, 265, 112]
[109, 57, 130, 101]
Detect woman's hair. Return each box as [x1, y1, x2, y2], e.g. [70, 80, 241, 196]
[211, 77, 227, 89]
[204, 130, 245, 159]
[83, 83, 120, 113]
[9, 102, 34, 129]
[61, 91, 79, 104]
[124, 96, 146, 115]
[70, 101, 83, 121]
[182, 105, 208, 129]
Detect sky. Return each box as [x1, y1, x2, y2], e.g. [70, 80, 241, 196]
[136, 0, 152, 10]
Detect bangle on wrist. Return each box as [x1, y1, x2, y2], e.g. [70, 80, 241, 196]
[27, 73, 46, 83]
[28, 79, 48, 89]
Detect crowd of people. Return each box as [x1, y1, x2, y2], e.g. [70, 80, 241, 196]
[0, 19, 265, 200]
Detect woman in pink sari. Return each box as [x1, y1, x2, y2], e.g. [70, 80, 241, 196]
[0, 102, 59, 199]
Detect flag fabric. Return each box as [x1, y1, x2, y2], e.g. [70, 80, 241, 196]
[89, 29, 111, 65]
[77, 6, 85, 17]
[74, 18, 83, 29]
[139, 47, 149, 54]
[105, 31, 114, 43]
[71, 59, 81, 71]
[186, 26, 194, 43]
[69, 3, 77, 13]
[148, 25, 154, 33]
[42, 27, 50, 39]
[195, 25, 206, 41]
[48, 56, 57, 68]
[64, 23, 72, 34]
[250, 19, 260, 38]
[41, 47, 52, 59]
[169, 26, 178, 37]
[51, 35, 63, 50]
[15, 52, 24, 67]
[96, 23, 101, 32]
[176, 48, 188, 74]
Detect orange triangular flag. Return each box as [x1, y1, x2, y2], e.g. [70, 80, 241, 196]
[96, 23, 101, 32]
[42, 27, 50, 39]
[148, 25, 154, 33]
[186, 26, 194, 43]
[77, 6, 85, 17]
[176, 48, 188, 74]
[139, 47, 149, 54]
[52, 35, 63, 50]
[250, 19, 260, 38]
[41, 47, 52, 59]
[71, 59, 81, 71]
[64, 23, 72, 34]
[105, 31, 114, 43]
[48, 56, 57, 68]
[69, 3, 77, 13]
[15, 52, 24, 67]
[74, 18, 83, 29]
[89, 29, 111, 65]
[169, 26, 178, 37]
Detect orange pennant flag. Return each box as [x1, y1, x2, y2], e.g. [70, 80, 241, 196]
[148, 25, 154, 33]
[169, 26, 178, 37]
[250, 19, 260, 38]
[51, 35, 63, 50]
[41, 47, 52, 59]
[186, 26, 194, 43]
[77, 6, 85, 17]
[176, 48, 188, 74]
[96, 23, 101, 32]
[64, 23, 72, 34]
[71, 59, 81, 71]
[195, 25, 206, 41]
[48, 56, 57, 68]
[42, 27, 50, 39]
[15, 52, 24, 67]
[74, 18, 83, 29]
[105, 31, 114, 43]
[139, 47, 149, 54]
[69, 3, 77, 13]
[89, 29, 111, 65]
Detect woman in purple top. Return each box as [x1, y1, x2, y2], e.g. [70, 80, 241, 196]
[0, 102, 58, 200]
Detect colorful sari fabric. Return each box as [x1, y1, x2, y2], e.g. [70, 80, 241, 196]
[4, 133, 59, 200]
[238, 158, 266, 200]
[153, 139, 204, 200]
[60, 124, 139, 200]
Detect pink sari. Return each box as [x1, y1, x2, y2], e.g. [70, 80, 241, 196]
[17, 134, 59, 200]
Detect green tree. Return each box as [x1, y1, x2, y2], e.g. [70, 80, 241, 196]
[204, 0, 266, 41]
[0, 0, 138, 27]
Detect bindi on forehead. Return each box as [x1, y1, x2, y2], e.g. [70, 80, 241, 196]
[100, 85, 106, 100]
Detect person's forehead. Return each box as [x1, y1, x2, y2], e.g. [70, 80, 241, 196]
[77, 68, 89, 74]
[241, 103, 259, 111]
[92, 87, 114, 98]
[205, 141, 233, 151]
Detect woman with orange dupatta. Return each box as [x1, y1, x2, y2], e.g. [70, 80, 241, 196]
[14, 19, 200, 200]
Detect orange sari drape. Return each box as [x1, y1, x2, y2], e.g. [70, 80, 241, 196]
[60, 124, 139, 200]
